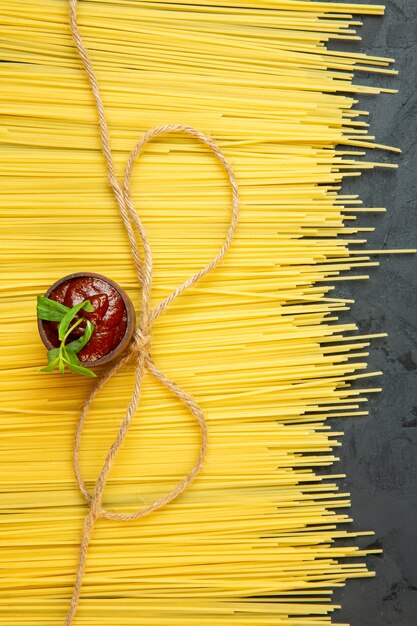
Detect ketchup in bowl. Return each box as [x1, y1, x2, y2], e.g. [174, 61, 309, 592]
[38, 273, 135, 365]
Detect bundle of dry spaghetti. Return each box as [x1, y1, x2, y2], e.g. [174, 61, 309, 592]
[0, 0, 411, 624]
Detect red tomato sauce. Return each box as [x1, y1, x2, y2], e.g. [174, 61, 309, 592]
[43, 276, 128, 362]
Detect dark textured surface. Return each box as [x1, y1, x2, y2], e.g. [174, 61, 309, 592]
[328, 2, 417, 624]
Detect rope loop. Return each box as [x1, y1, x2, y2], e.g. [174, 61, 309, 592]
[64, 1, 239, 625]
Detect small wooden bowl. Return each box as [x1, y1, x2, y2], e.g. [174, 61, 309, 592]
[38, 272, 136, 367]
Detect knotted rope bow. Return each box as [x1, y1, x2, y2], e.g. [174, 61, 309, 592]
[64, 1, 239, 624]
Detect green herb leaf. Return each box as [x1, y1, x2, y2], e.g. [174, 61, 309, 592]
[82, 301, 94, 313]
[62, 345, 96, 376]
[67, 320, 95, 353]
[47, 347, 60, 364]
[65, 361, 97, 378]
[58, 300, 94, 341]
[38, 295, 97, 377]
[40, 357, 60, 373]
[64, 317, 84, 342]
[62, 346, 79, 364]
[37, 295, 70, 322]
[63, 345, 97, 377]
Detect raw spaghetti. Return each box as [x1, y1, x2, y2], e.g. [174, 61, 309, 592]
[0, 1, 411, 625]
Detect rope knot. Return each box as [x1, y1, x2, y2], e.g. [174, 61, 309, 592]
[133, 328, 152, 352]
[89, 497, 103, 522]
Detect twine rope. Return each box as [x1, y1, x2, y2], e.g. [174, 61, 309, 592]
[64, 1, 239, 624]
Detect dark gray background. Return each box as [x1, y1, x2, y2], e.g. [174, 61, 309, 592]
[328, 1, 417, 624]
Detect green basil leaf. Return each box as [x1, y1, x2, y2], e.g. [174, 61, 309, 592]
[66, 361, 97, 378]
[47, 347, 60, 364]
[39, 357, 59, 373]
[62, 346, 80, 366]
[38, 297, 96, 377]
[37, 295, 70, 322]
[37, 308, 64, 322]
[58, 300, 94, 341]
[63, 346, 96, 376]
[82, 301, 94, 313]
[37, 296, 70, 315]
[65, 317, 84, 341]
[66, 320, 95, 354]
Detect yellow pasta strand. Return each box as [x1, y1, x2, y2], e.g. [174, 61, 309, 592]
[0, 1, 411, 624]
